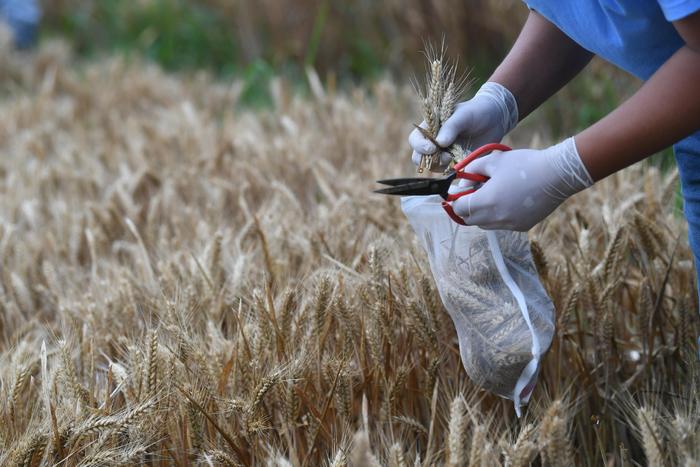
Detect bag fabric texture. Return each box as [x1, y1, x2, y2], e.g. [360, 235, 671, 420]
[402, 194, 555, 415]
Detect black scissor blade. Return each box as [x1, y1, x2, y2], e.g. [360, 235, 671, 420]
[376, 177, 429, 186]
[374, 178, 451, 197]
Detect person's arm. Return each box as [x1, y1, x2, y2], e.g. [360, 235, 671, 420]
[490, 10, 594, 120]
[575, 12, 700, 181]
[452, 11, 700, 232]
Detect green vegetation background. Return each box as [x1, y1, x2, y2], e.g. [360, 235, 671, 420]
[41, 0, 674, 165]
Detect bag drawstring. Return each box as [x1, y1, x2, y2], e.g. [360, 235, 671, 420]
[485, 231, 541, 417]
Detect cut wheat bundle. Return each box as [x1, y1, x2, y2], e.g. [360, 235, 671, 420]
[412, 44, 470, 173]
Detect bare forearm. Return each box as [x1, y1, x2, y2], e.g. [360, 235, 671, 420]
[489, 10, 594, 119]
[575, 46, 700, 181]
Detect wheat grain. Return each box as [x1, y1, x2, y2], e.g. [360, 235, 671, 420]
[393, 415, 428, 435]
[314, 275, 332, 342]
[336, 371, 352, 422]
[250, 370, 281, 413]
[558, 285, 579, 330]
[330, 447, 348, 467]
[60, 342, 90, 406]
[145, 329, 158, 397]
[506, 423, 537, 467]
[388, 443, 407, 467]
[670, 414, 695, 466]
[204, 449, 241, 466]
[468, 422, 487, 466]
[539, 400, 574, 466]
[76, 447, 121, 466]
[634, 213, 660, 258]
[446, 396, 466, 467]
[9, 364, 32, 423]
[602, 227, 625, 282]
[350, 430, 382, 467]
[636, 406, 664, 467]
[10, 431, 48, 467]
[530, 239, 548, 279]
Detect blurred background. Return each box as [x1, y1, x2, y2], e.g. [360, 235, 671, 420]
[7, 0, 658, 152]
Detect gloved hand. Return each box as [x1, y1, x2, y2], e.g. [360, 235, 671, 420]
[453, 137, 594, 231]
[408, 82, 519, 167]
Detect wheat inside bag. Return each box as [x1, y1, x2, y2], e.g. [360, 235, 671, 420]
[401, 194, 555, 413]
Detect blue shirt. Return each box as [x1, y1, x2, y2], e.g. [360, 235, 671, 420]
[523, 1, 700, 79]
[0, 0, 40, 48]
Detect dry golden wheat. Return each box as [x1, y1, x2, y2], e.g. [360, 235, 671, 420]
[0, 40, 697, 466]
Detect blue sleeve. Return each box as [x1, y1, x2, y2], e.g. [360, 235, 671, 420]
[0, 0, 40, 49]
[658, 0, 700, 20]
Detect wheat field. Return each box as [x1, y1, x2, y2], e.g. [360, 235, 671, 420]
[0, 41, 698, 466]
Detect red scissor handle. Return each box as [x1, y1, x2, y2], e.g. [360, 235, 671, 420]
[442, 199, 468, 225]
[441, 143, 511, 225]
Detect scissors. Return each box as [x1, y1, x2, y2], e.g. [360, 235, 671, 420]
[374, 143, 512, 226]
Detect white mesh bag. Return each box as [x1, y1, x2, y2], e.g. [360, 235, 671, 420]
[401, 194, 555, 415]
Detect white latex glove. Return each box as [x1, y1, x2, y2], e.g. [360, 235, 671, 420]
[453, 137, 594, 231]
[408, 82, 519, 166]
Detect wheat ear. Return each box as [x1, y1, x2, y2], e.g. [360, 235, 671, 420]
[446, 396, 466, 467]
